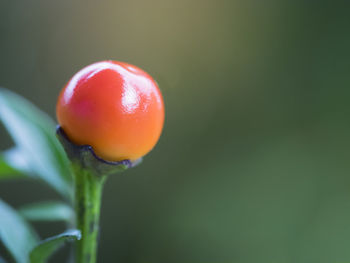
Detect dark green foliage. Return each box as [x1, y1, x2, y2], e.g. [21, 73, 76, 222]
[29, 229, 81, 263]
[0, 89, 72, 199]
[0, 199, 38, 263]
[19, 201, 74, 223]
[0, 89, 75, 262]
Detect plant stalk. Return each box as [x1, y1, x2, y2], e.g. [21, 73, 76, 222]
[73, 165, 106, 263]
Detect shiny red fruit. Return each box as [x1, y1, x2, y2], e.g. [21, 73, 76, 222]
[56, 61, 164, 161]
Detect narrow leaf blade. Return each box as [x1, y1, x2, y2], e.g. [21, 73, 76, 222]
[19, 201, 74, 223]
[0, 88, 72, 198]
[3, 147, 32, 173]
[30, 229, 81, 263]
[0, 147, 32, 180]
[0, 199, 39, 263]
[0, 154, 23, 179]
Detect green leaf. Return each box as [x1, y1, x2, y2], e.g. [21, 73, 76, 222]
[3, 147, 32, 173]
[30, 229, 81, 263]
[0, 199, 39, 263]
[0, 148, 32, 180]
[19, 201, 74, 223]
[0, 154, 23, 179]
[0, 88, 72, 199]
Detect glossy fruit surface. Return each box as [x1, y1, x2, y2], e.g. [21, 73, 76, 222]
[56, 61, 164, 161]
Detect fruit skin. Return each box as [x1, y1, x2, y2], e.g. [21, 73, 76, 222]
[56, 61, 164, 162]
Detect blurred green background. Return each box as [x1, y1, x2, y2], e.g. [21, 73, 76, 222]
[1, 0, 350, 262]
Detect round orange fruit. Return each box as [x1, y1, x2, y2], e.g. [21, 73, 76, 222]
[56, 61, 164, 161]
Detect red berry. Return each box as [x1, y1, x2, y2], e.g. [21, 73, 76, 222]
[56, 61, 164, 161]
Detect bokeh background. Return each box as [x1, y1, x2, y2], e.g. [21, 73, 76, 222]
[1, 1, 350, 262]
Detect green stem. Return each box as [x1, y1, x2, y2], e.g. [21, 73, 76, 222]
[73, 165, 106, 263]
